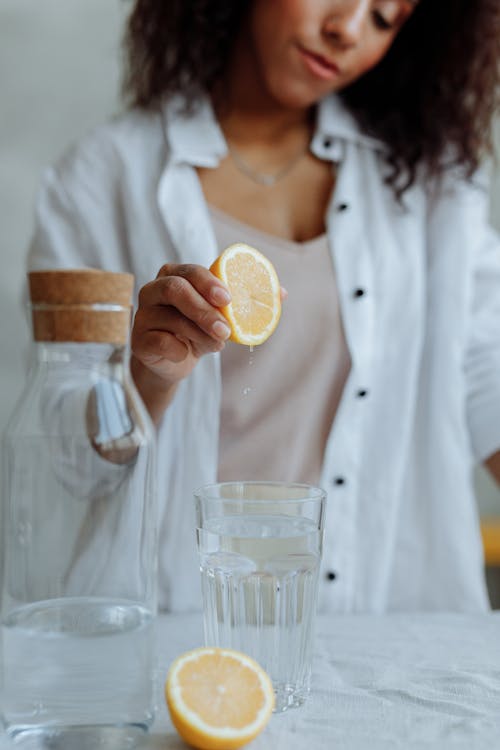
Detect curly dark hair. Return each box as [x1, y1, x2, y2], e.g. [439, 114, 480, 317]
[123, 0, 499, 195]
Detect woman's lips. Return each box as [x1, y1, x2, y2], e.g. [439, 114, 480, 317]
[297, 46, 341, 82]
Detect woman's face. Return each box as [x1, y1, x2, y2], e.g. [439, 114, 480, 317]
[246, 0, 417, 108]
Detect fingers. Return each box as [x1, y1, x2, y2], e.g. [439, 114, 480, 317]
[133, 264, 233, 371]
[139, 264, 231, 341]
[157, 263, 231, 308]
[134, 329, 190, 365]
[132, 305, 226, 362]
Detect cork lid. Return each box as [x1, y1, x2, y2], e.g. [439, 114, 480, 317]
[29, 269, 134, 306]
[28, 269, 135, 344]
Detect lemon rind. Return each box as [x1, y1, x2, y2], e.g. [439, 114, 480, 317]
[217, 243, 281, 346]
[166, 647, 275, 740]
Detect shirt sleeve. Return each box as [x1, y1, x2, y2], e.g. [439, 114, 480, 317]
[27, 166, 100, 272]
[26, 130, 126, 274]
[461, 173, 500, 462]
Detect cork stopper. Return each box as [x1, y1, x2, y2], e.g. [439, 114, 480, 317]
[28, 269, 134, 344]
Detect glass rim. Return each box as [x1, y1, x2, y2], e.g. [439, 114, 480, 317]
[194, 480, 326, 504]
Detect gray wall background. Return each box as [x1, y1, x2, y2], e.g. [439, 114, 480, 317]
[1, 0, 499, 513]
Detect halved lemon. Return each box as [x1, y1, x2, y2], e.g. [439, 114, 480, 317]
[210, 243, 281, 345]
[165, 647, 275, 750]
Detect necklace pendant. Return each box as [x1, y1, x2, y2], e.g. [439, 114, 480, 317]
[227, 138, 309, 188]
[259, 174, 276, 187]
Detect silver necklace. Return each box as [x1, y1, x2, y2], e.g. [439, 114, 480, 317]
[227, 139, 309, 187]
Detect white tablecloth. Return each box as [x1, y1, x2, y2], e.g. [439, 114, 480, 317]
[1, 612, 499, 749]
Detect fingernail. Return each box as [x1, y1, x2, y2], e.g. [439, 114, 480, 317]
[212, 320, 231, 340]
[211, 286, 231, 306]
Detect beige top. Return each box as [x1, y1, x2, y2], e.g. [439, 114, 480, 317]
[210, 205, 351, 484]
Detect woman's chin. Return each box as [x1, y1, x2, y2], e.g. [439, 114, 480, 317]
[268, 79, 331, 111]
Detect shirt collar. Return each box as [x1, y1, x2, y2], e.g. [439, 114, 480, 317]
[311, 95, 385, 161]
[162, 93, 385, 168]
[162, 95, 227, 167]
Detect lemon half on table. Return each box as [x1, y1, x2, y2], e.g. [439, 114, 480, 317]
[165, 646, 275, 750]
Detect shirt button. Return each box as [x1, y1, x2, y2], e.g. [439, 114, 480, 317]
[356, 389, 368, 398]
[333, 476, 346, 486]
[337, 202, 349, 212]
[353, 288, 365, 298]
[326, 571, 337, 581]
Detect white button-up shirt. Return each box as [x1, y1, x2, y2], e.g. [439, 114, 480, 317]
[28, 96, 500, 613]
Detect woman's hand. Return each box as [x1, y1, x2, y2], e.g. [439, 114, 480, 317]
[130, 263, 231, 424]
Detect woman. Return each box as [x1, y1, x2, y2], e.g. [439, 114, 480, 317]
[28, 0, 500, 612]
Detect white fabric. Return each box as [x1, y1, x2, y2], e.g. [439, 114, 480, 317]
[147, 612, 500, 750]
[1, 612, 498, 748]
[151, 612, 500, 750]
[26, 95, 500, 613]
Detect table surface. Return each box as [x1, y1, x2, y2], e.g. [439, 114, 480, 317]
[1, 612, 500, 749]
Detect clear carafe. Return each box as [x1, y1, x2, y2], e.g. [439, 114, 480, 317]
[1, 270, 157, 749]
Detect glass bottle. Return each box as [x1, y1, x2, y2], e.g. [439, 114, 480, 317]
[1, 269, 157, 749]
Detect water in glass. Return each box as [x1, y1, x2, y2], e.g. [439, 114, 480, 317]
[198, 512, 321, 712]
[1, 597, 154, 748]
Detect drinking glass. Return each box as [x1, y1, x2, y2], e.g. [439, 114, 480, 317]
[194, 481, 326, 712]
